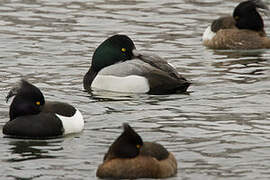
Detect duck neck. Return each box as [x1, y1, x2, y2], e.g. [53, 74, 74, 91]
[83, 67, 98, 92]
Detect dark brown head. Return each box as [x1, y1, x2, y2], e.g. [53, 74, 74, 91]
[233, 0, 268, 31]
[104, 123, 143, 161]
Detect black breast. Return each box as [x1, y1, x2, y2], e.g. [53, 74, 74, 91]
[3, 113, 64, 138]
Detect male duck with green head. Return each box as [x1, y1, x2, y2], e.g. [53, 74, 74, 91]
[83, 35, 190, 95]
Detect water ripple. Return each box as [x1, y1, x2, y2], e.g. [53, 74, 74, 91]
[0, 0, 270, 179]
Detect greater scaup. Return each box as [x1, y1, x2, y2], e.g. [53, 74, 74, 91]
[83, 34, 190, 95]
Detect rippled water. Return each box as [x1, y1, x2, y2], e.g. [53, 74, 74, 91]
[0, 0, 270, 179]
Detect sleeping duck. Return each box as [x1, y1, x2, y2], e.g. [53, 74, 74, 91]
[83, 34, 190, 95]
[96, 123, 177, 179]
[203, 0, 270, 49]
[3, 80, 84, 138]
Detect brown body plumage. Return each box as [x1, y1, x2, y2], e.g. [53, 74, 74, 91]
[96, 124, 177, 179]
[203, 0, 270, 49]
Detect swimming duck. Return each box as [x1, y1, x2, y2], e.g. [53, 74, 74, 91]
[83, 34, 190, 95]
[96, 123, 177, 179]
[3, 80, 84, 138]
[203, 0, 270, 49]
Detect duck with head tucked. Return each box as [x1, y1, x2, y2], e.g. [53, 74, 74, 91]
[3, 80, 84, 138]
[96, 123, 177, 179]
[83, 34, 190, 95]
[203, 0, 270, 49]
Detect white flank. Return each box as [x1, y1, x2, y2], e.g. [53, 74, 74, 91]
[202, 26, 216, 41]
[91, 75, 150, 93]
[56, 109, 84, 135]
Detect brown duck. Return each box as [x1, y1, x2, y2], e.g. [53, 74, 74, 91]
[203, 0, 270, 49]
[96, 123, 177, 179]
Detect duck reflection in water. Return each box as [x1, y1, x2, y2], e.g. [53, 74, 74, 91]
[5, 139, 63, 162]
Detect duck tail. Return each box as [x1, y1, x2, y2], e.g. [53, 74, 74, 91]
[177, 79, 191, 93]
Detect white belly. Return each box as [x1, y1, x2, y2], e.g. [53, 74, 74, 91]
[202, 26, 216, 42]
[91, 75, 150, 93]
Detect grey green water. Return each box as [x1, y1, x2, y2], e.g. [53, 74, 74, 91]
[0, 0, 270, 179]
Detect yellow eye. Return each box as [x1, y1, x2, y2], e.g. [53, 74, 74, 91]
[136, 144, 141, 149]
[235, 16, 239, 20]
[36, 101, 41, 106]
[121, 48, 126, 52]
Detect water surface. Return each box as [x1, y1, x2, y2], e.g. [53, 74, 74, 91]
[0, 0, 270, 179]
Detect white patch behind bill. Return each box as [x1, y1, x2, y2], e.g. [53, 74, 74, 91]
[202, 26, 216, 41]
